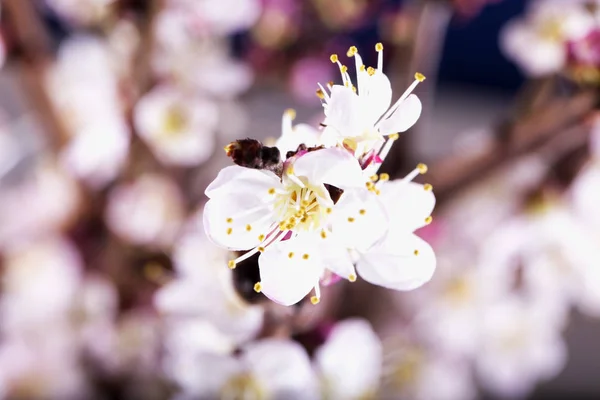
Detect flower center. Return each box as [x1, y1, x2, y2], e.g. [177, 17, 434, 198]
[537, 18, 563, 42]
[162, 106, 188, 135]
[220, 373, 265, 400]
[273, 180, 330, 233]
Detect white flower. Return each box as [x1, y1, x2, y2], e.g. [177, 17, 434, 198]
[315, 319, 383, 399]
[169, 338, 319, 400]
[318, 44, 424, 164]
[353, 176, 437, 291]
[134, 84, 218, 167]
[500, 0, 596, 76]
[381, 337, 476, 400]
[154, 214, 264, 344]
[0, 237, 82, 333]
[475, 296, 567, 399]
[204, 147, 389, 305]
[275, 108, 323, 156]
[48, 36, 130, 189]
[105, 174, 185, 248]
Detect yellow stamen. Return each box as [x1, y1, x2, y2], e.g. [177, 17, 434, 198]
[226, 227, 233, 235]
[254, 282, 262, 293]
[310, 296, 320, 305]
[330, 54, 339, 63]
[379, 173, 390, 181]
[326, 207, 332, 214]
[425, 216, 433, 224]
[359, 209, 366, 215]
[375, 42, 384, 52]
[228, 260, 236, 269]
[359, 65, 366, 72]
[414, 249, 419, 256]
[367, 66, 376, 76]
[347, 46, 358, 57]
[303, 254, 310, 260]
[316, 89, 325, 99]
[415, 72, 426, 82]
[258, 246, 265, 252]
[226, 218, 233, 223]
[417, 163, 428, 174]
[348, 217, 355, 223]
[246, 224, 252, 232]
[340, 65, 348, 74]
[284, 108, 296, 120]
[258, 234, 265, 241]
[321, 230, 327, 239]
[268, 188, 276, 195]
[288, 252, 294, 259]
[423, 183, 433, 191]
[370, 174, 379, 182]
[349, 274, 357, 282]
[389, 133, 399, 140]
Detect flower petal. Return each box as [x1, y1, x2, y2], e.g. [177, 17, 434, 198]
[322, 85, 363, 138]
[203, 195, 275, 251]
[292, 147, 365, 190]
[378, 94, 422, 135]
[330, 188, 388, 252]
[319, 233, 356, 280]
[359, 72, 392, 126]
[315, 319, 382, 399]
[356, 233, 436, 291]
[379, 181, 435, 233]
[258, 236, 324, 306]
[276, 124, 322, 157]
[243, 339, 319, 399]
[205, 165, 281, 199]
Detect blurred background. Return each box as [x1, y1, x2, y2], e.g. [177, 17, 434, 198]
[1, 0, 600, 399]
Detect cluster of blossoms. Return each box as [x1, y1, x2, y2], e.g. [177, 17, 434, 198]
[501, 0, 600, 82]
[204, 43, 436, 306]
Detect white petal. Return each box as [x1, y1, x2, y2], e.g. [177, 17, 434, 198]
[319, 234, 356, 280]
[379, 181, 435, 233]
[276, 124, 322, 156]
[205, 165, 281, 199]
[322, 85, 363, 138]
[315, 319, 382, 400]
[378, 94, 422, 135]
[203, 195, 274, 251]
[357, 233, 436, 291]
[258, 236, 324, 306]
[330, 189, 388, 252]
[292, 147, 365, 190]
[244, 339, 319, 399]
[359, 72, 392, 126]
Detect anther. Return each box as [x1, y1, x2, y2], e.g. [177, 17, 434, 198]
[303, 254, 310, 260]
[224, 143, 235, 155]
[340, 65, 348, 73]
[288, 252, 294, 259]
[370, 174, 379, 181]
[228, 260, 236, 269]
[359, 209, 366, 215]
[348, 217, 355, 223]
[321, 230, 327, 239]
[316, 89, 325, 99]
[417, 163, 428, 174]
[284, 108, 296, 120]
[254, 282, 262, 293]
[349, 274, 357, 282]
[425, 216, 433, 224]
[226, 218, 233, 223]
[310, 296, 320, 305]
[347, 46, 358, 57]
[326, 207, 332, 214]
[414, 249, 419, 256]
[226, 227, 233, 235]
[375, 42, 384, 52]
[423, 183, 433, 191]
[268, 188, 276, 195]
[379, 173, 390, 181]
[246, 224, 252, 232]
[359, 65, 366, 72]
[389, 133, 399, 140]
[330, 54, 339, 63]
[415, 72, 426, 82]
[367, 66, 376, 76]
[258, 246, 265, 252]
